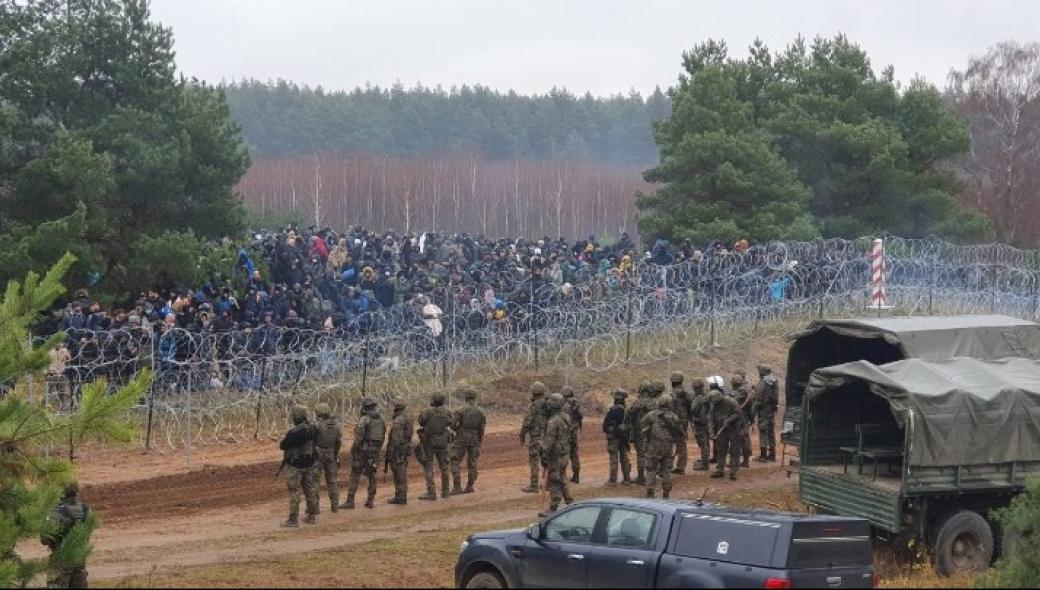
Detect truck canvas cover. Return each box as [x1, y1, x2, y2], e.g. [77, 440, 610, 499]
[790, 315, 1040, 360]
[806, 357, 1040, 466]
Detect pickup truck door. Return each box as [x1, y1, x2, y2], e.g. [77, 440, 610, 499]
[519, 506, 603, 588]
[585, 507, 658, 589]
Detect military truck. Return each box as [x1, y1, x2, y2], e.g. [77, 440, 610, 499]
[782, 315, 1040, 448]
[798, 356, 1040, 576]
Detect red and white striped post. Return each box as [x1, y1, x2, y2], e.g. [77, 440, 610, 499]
[870, 238, 887, 312]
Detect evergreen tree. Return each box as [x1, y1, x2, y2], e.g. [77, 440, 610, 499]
[982, 478, 1040, 587]
[0, 0, 250, 298]
[0, 253, 149, 588]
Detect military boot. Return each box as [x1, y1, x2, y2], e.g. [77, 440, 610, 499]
[280, 518, 299, 528]
[463, 482, 475, 494]
[768, 450, 777, 462]
[621, 474, 633, 485]
[605, 476, 618, 487]
[451, 475, 464, 496]
[364, 493, 375, 509]
[662, 489, 671, 499]
[634, 468, 646, 484]
[521, 484, 540, 493]
[418, 488, 437, 501]
[570, 469, 579, 484]
[710, 471, 724, 479]
[754, 449, 769, 463]
[538, 505, 559, 518]
[645, 489, 656, 498]
[442, 484, 451, 499]
[729, 472, 737, 481]
[692, 461, 709, 471]
[330, 495, 340, 513]
[303, 513, 316, 525]
[340, 494, 355, 510]
[387, 495, 406, 505]
[741, 457, 750, 468]
[671, 468, 685, 475]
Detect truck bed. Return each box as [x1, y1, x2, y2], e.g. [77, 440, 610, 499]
[799, 466, 903, 532]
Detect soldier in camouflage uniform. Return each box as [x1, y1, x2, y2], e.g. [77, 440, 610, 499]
[418, 392, 453, 500]
[313, 403, 342, 512]
[602, 388, 632, 486]
[641, 394, 682, 498]
[539, 393, 574, 517]
[730, 372, 754, 468]
[708, 377, 745, 481]
[669, 372, 692, 475]
[386, 399, 413, 504]
[41, 482, 90, 588]
[279, 405, 319, 527]
[688, 377, 711, 471]
[753, 364, 780, 462]
[450, 387, 486, 494]
[342, 398, 385, 510]
[520, 382, 549, 493]
[561, 386, 583, 483]
[626, 381, 652, 484]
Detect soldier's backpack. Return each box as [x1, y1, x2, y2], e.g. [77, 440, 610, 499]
[315, 418, 340, 449]
[423, 407, 451, 449]
[365, 414, 386, 447]
[460, 406, 484, 431]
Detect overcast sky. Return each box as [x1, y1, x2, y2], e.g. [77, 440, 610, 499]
[150, 0, 1038, 96]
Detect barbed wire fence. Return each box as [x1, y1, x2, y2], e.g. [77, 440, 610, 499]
[20, 237, 1040, 462]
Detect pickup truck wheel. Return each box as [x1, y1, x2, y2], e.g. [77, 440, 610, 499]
[931, 510, 993, 576]
[465, 571, 507, 589]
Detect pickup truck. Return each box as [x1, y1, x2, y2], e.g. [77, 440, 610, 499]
[455, 498, 876, 589]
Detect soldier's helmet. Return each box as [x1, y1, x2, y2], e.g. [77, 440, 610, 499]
[361, 398, 377, 409]
[758, 363, 772, 376]
[638, 380, 651, 395]
[612, 388, 628, 401]
[691, 376, 706, 392]
[670, 371, 685, 385]
[431, 392, 446, 405]
[463, 388, 478, 401]
[650, 381, 666, 395]
[707, 375, 725, 391]
[290, 404, 308, 423]
[530, 381, 547, 397]
[657, 394, 673, 409]
[63, 481, 80, 499]
[731, 373, 746, 387]
[314, 402, 332, 417]
[547, 392, 565, 409]
[560, 386, 575, 398]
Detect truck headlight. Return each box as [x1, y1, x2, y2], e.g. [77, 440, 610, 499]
[459, 540, 470, 554]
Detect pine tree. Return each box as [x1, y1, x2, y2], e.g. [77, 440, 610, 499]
[982, 478, 1040, 587]
[0, 254, 150, 588]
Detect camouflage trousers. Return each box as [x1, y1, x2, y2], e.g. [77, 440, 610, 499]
[450, 443, 480, 487]
[544, 456, 574, 511]
[527, 442, 542, 487]
[569, 431, 581, 477]
[347, 449, 379, 498]
[46, 567, 87, 589]
[693, 424, 710, 467]
[388, 445, 410, 499]
[606, 438, 631, 482]
[645, 450, 674, 495]
[740, 423, 752, 462]
[673, 423, 689, 472]
[714, 430, 742, 478]
[287, 464, 319, 521]
[634, 438, 647, 477]
[758, 414, 775, 454]
[423, 446, 450, 496]
[315, 448, 339, 507]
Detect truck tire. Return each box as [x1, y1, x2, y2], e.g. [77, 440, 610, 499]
[465, 570, 507, 589]
[931, 510, 993, 576]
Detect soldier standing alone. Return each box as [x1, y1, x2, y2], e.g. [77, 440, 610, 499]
[342, 398, 385, 510]
[753, 364, 780, 462]
[313, 402, 342, 513]
[641, 395, 682, 498]
[603, 388, 632, 486]
[41, 482, 90, 588]
[689, 377, 711, 471]
[418, 392, 453, 500]
[561, 386, 583, 483]
[708, 376, 745, 481]
[279, 405, 319, 527]
[520, 382, 548, 493]
[386, 399, 413, 504]
[539, 393, 575, 517]
[669, 372, 691, 475]
[450, 387, 486, 495]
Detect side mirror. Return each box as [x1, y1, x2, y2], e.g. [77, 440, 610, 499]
[526, 523, 541, 541]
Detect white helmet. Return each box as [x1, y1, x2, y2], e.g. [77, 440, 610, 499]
[707, 375, 725, 391]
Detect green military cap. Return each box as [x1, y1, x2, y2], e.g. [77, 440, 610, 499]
[547, 392, 565, 408]
[290, 405, 308, 421]
[638, 380, 651, 394]
[731, 373, 745, 386]
[650, 381, 666, 394]
[670, 371, 684, 384]
[530, 381, 546, 396]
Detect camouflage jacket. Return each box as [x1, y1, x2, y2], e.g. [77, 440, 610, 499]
[452, 402, 486, 446]
[540, 412, 572, 461]
[388, 410, 414, 452]
[640, 408, 682, 454]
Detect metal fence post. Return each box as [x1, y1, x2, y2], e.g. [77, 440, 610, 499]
[625, 277, 634, 363]
[186, 372, 192, 469]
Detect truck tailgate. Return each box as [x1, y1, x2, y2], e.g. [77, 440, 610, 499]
[788, 567, 874, 589]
